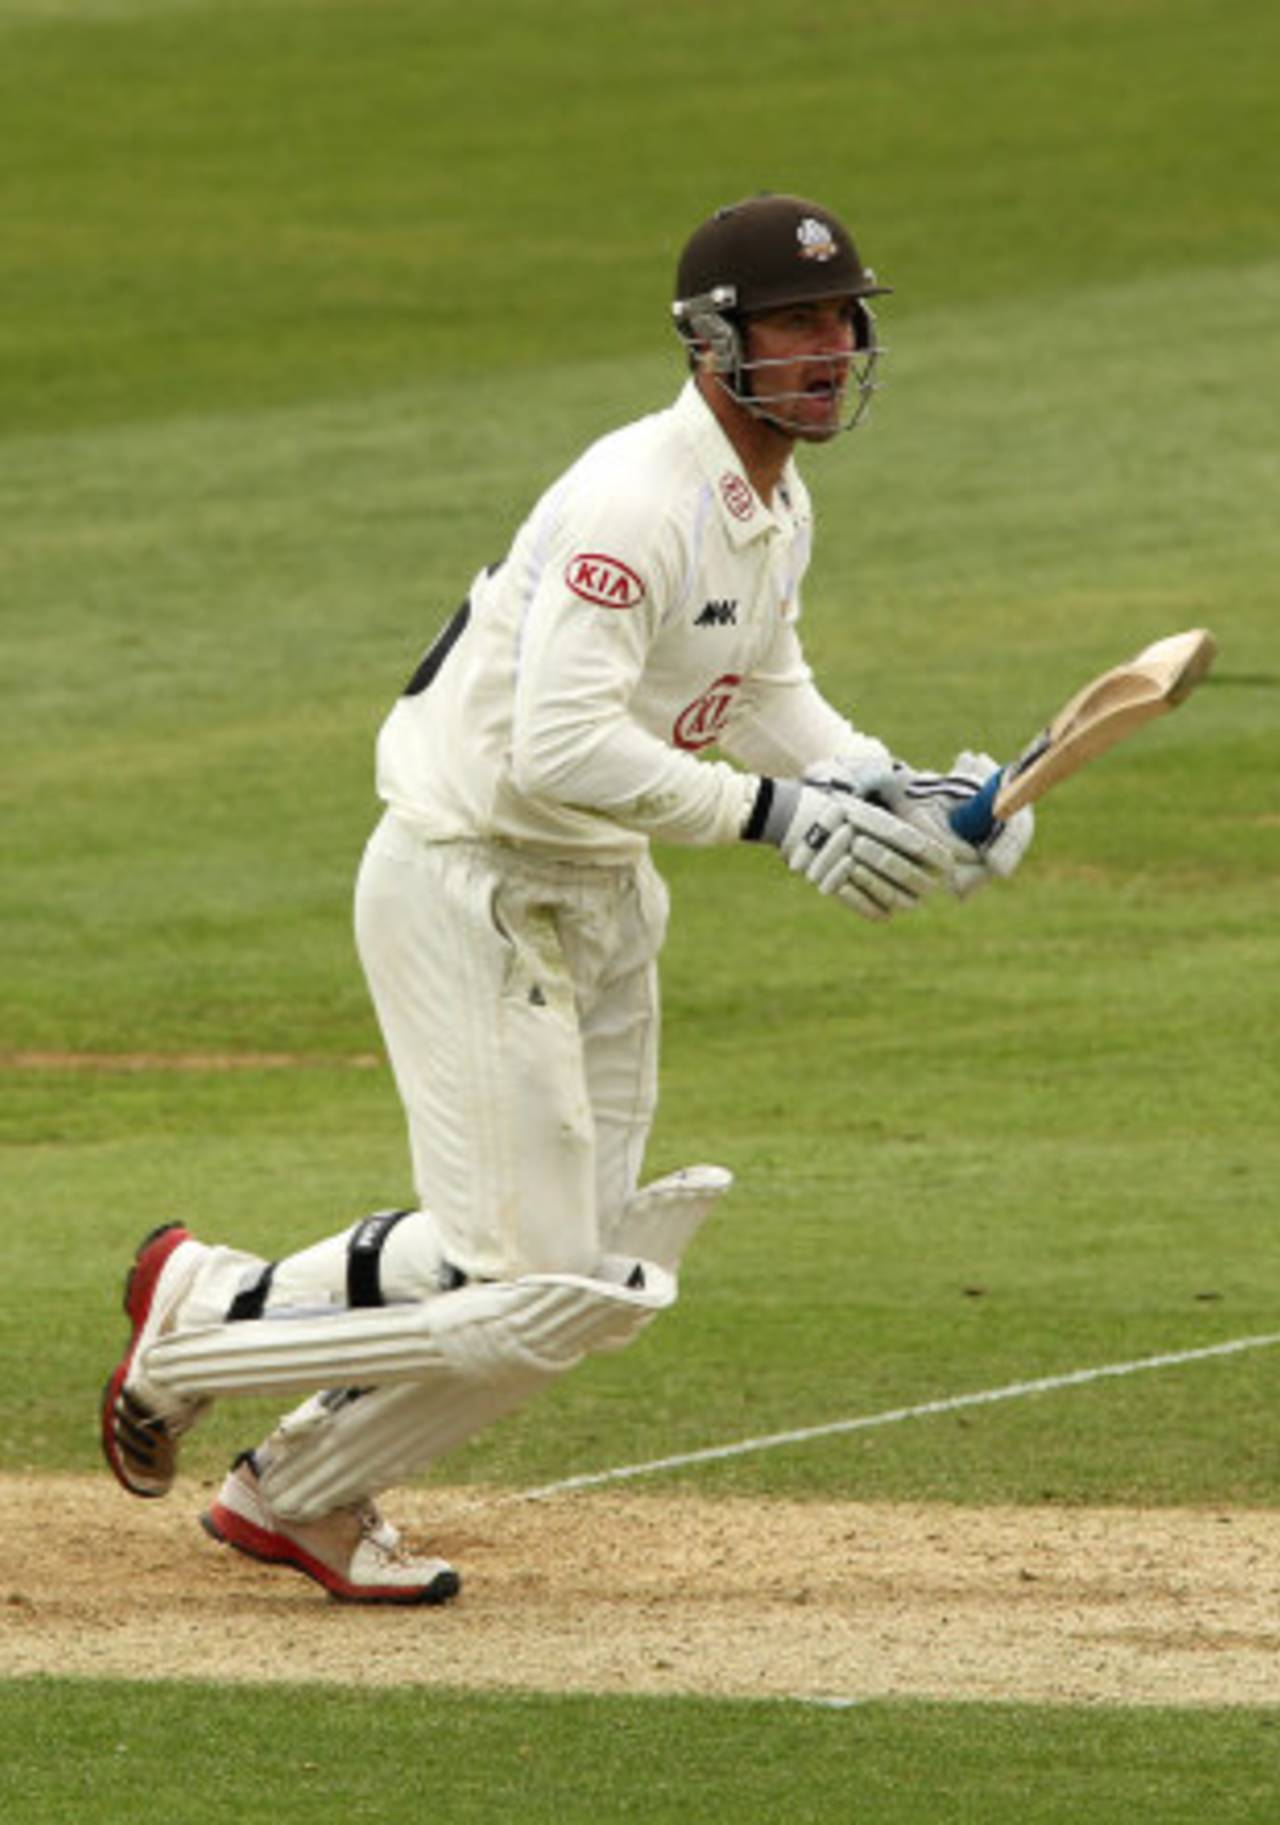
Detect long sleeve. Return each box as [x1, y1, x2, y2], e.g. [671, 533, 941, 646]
[720, 619, 891, 779]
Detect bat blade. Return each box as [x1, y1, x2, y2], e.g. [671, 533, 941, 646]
[992, 627, 1217, 817]
[949, 628, 1217, 844]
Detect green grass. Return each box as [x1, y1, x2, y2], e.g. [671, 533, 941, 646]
[3, 1681, 1279, 1825]
[2, 0, 1278, 1817]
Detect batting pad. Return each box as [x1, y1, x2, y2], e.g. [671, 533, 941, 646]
[145, 1255, 675, 1400]
[256, 1375, 549, 1520]
[606, 1163, 733, 1275]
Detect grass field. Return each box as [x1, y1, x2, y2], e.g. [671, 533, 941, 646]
[2, 0, 1278, 1818]
[3, 1680, 1280, 1825]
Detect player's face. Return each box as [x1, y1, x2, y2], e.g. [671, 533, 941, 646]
[741, 298, 858, 440]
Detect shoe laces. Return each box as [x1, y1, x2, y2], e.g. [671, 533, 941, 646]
[356, 1502, 409, 1560]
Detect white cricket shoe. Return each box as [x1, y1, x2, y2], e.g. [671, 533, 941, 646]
[100, 1223, 212, 1499]
[200, 1453, 461, 1606]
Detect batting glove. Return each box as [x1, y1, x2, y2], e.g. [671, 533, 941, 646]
[873, 751, 1035, 898]
[742, 776, 950, 921]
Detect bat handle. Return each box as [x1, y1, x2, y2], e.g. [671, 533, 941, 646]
[948, 768, 1004, 846]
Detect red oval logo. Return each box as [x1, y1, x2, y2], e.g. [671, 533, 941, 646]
[673, 673, 742, 751]
[719, 471, 755, 522]
[565, 552, 646, 610]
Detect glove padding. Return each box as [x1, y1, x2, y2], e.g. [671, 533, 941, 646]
[776, 780, 951, 921]
[870, 751, 1035, 898]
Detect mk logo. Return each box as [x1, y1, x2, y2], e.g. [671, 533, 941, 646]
[695, 598, 738, 627]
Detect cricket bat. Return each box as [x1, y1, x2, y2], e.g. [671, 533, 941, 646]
[948, 628, 1218, 846]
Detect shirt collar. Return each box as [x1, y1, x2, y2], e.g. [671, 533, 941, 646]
[674, 380, 803, 548]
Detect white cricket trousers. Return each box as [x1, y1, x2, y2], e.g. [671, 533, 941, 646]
[354, 812, 669, 1283]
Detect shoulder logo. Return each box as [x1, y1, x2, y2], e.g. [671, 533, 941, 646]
[564, 553, 646, 610]
[719, 471, 755, 522]
[797, 216, 839, 262]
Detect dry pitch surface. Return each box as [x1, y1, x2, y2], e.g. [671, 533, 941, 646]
[2, 1476, 1278, 1706]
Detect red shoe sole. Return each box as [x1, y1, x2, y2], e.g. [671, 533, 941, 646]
[201, 1499, 460, 1606]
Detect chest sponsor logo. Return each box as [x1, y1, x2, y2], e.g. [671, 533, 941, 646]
[719, 471, 755, 522]
[695, 598, 738, 627]
[673, 673, 742, 751]
[565, 552, 646, 610]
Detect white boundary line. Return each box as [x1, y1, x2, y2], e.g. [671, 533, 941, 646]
[516, 1331, 1280, 1503]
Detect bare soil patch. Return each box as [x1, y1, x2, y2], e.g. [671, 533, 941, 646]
[3, 1475, 1278, 1706]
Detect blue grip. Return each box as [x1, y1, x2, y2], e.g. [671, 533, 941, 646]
[948, 769, 1004, 846]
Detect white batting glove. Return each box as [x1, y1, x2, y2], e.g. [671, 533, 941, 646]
[873, 751, 1035, 898]
[742, 776, 950, 921]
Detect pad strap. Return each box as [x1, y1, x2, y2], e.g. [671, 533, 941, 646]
[227, 1262, 277, 1322]
[346, 1209, 414, 1308]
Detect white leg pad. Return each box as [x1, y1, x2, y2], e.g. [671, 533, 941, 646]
[145, 1255, 675, 1400]
[605, 1164, 733, 1273]
[256, 1374, 547, 1521]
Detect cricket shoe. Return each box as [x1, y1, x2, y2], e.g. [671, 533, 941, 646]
[200, 1453, 461, 1606]
[100, 1222, 212, 1499]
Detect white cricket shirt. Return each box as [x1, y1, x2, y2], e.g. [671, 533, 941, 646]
[375, 380, 887, 862]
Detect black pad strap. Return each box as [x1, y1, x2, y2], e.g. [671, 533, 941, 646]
[346, 1209, 415, 1308]
[227, 1262, 276, 1322]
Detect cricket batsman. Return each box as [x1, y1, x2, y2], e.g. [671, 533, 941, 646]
[101, 193, 1032, 1602]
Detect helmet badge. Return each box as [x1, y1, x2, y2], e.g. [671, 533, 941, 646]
[796, 216, 839, 262]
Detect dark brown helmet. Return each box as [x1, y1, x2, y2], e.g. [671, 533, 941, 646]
[673, 193, 890, 325]
[672, 193, 892, 435]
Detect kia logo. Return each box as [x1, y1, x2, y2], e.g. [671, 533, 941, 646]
[564, 553, 646, 610]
